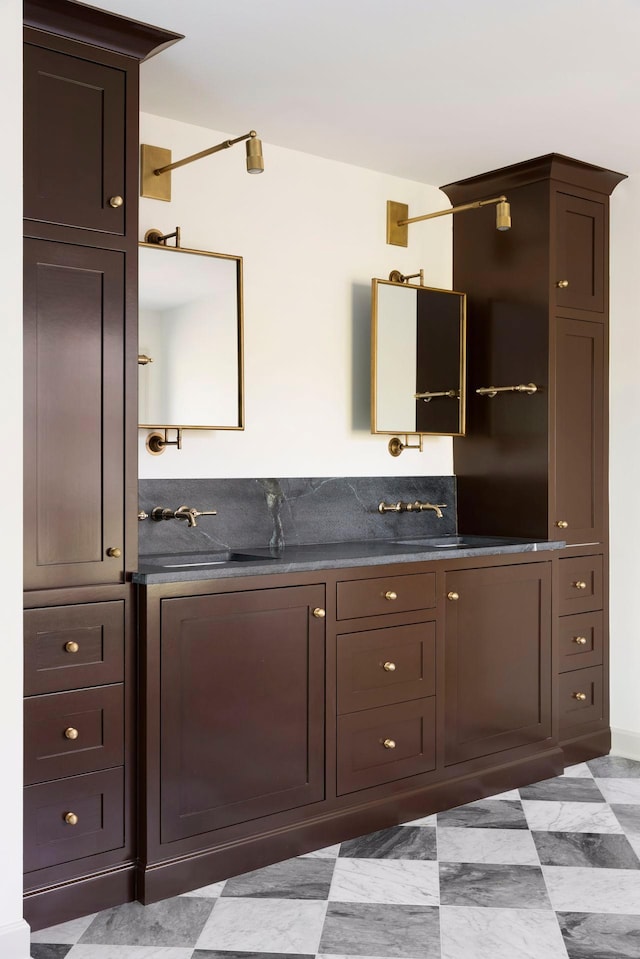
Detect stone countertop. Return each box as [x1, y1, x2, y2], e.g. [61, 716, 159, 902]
[132, 535, 565, 584]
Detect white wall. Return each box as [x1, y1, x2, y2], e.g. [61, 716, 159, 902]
[0, 3, 30, 956]
[139, 113, 453, 478]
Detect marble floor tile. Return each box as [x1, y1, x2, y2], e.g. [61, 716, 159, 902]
[300, 843, 342, 858]
[613, 804, 640, 835]
[181, 881, 226, 898]
[562, 763, 595, 779]
[557, 911, 640, 959]
[588, 756, 640, 778]
[437, 827, 539, 865]
[318, 902, 441, 958]
[66, 948, 195, 959]
[338, 825, 436, 860]
[596, 779, 640, 805]
[221, 856, 335, 899]
[402, 813, 438, 827]
[437, 799, 528, 830]
[519, 776, 604, 803]
[439, 905, 568, 959]
[522, 800, 624, 833]
[31, 946, 73, 959]
[484, 788, 521, 800]
[79, 899, 215, 947]
[543, 865, 640, 914]
[628, 835, 640, 859]
[31, 914, 98, 944]
[329, 857, 439, 905]
[533, 830, 640, 868]
[194, 952, 313, 959]
[195, 898, 327, 954]
[439, 862, 550, 909]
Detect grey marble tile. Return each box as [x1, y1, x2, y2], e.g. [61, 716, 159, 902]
[484, 788, 521, 800]
[562, 763, 595, 779]
[613, 804, 640, 835]
[66, 948, 195, 959]
[439, 906, 568, 959]
[402, 813, 438, 827]
[437, 827, 539, 865]
[221, 857, 335, 899]
[533, 830, 640, 868]
[543, 865, 640, 914]
[32, 915, 98, 944]
[79, 899, 215, 947]
[596, 779, 640, 805]
[193, 953, 313, 959]
[300, 844, 342, 858]
[30, 946, 73, 959]
[338, 826, 436, 860]
[329, 858, 439, 905]
[439, 863, 550, 909]
[522, 800, 624, 833]
[318, 902, 441, 958]
[181, 881, 227, 898]
[519, 776, 604, 803]
[437, 800, 528, 830]
[557, 911, 640, 959]
[195, 898, 327, 954]
[588, 756, 640, 778]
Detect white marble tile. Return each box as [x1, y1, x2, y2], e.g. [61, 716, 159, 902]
[66, 947, 194, 959]
[484, 789, 521, 801]
[300, 843, 342, 858]
[595, 778, 640, 804]
[628, 834, 640, 859]
[401, 813, 439, 827]
[328, 857, 439, 905]
[561, 762, 594, 778]
[440, 905, 568, 959]
[194, 897, 327, 953]
[522, 800, 623, 833]
[543, 864, 640, 914]
[31, 913, 98, 944]
[437, 827, 539, 865]
[180, 880, 226, 897]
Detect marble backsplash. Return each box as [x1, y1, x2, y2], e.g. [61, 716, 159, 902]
[138, 476, 457, 556]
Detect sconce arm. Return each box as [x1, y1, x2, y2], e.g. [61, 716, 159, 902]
[154, 131, 257, 176]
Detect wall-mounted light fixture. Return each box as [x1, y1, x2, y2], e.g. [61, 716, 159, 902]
[140, 130, 264, 201]
[386, 195, 511, 247]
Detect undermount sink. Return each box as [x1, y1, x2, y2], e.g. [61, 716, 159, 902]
[139, 549, 278, 569]
[393, 535, 532, 550]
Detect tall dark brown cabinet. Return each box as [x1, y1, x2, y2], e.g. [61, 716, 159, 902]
[22, 0, 181, 930]
[442, 154, 625, 765]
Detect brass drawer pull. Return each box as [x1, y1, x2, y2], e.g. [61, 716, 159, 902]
[573, 692, 587, 702]
[572, 581, 587, 590]
[64, 641, 79, 654]
[556, 520, 568, 529]
[64, 812, 78, 826]
[108, 195, 124, 208]
[447, 591, 459, 601]
[64, 727, 79, 740]
[556, 279, 569, 288]
[312, 607, 326, 619]
[382, 738, 396, 749]
[106, 547, 121, 558]
[573, 636, 588, 646]
[382, 661, 396, 672]
[384, 591, 398, 601]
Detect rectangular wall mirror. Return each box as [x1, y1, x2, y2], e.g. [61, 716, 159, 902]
[371, 278, 466, 437]
[139, 241, 244, 433]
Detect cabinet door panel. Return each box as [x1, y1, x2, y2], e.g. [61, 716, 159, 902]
[445, 563, 551, 765]
[554, 193, 605, 314]
[160, 586, 325, 843]
[23, 239, 125, 589]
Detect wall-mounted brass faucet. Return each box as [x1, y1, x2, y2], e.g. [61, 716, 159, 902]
[378, 501, 447, 520]
[149, 505, 217, 528]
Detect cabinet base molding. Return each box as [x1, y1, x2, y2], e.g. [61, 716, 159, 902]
[24, 864, 135, 933]
[560, 727, 611, 768]
[138, 746, 563, 904]
[0, 918, 31, 959]
[611, 727, 640, 762]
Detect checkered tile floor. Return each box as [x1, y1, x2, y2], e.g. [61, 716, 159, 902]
[31, 755, 640, 959]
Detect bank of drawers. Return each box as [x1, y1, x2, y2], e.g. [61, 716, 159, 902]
[23, 601, 125, 872]
[336, 572, 437, 795]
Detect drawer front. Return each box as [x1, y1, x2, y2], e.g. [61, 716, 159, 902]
[337, 621, 436, 714]
[559, 666, 604, 734]
[337, 697, 436, 795]
[24, 767, 124, 873]
[557, 555, 603, 615]
[24, 602, 125, 696]
[558, 611, 604, 673]
[337, 572, 436, 621]
[25, 685, 124, 785]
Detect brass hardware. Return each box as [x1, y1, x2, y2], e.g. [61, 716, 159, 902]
[146, 429, 183, 455]
[415, 390, 459, 401]
[150, 505, 217, 529]
[476, 383, 539, 398]
[383, 661, 397, 672]
[312, 608, 326, 619]
[447, 591, 460, 601]
[138, 511, 149, 522]
[106, 547, 121, 558]
[138, 354, 154, 366]
[556, 520, 569, 529]
[144, 226, 181, 247]
[64, 727, 79, 741]
[573, 581, 587, 590]
[556, 279, 570, 288]
[64, 641, 79, 654]
[378, 501, 402, 513]
[573, 636, 588, 646]
[388, 435, 424, 457]
[64, 812, 78, 826]
[387, 195, 510, 247]
[388, 268, 425, 286]
[384, 590, 398, 601]
[108, 195, 123, 208]
[378, 501, 447, 519]
[382, 738, 396, 749]
[573, 692, 587, 701]
[141, 131, 264, 200]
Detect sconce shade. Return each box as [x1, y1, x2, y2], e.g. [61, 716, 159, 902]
[246, 136, 264, 174]
[496, 200, 511, 231]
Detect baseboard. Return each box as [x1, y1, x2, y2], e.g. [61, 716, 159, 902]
[611, 727, 640, 761]
[0, 919, 31, 959]
[24, 865, 135, 933]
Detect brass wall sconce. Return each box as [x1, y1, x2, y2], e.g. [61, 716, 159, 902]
[141, 130, 264, 201]
[387, 195, 511, 247]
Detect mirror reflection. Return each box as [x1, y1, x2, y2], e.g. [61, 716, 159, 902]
[371, 279, 466, 436]
[139, 243, 244, 430]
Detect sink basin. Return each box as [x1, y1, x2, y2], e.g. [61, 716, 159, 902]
[393, 535, 533, 550]
[139, 549, 278, 569]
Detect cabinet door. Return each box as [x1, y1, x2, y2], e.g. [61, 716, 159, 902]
[553, 318, 605, 544]
[24, 44, 126, 234]
[160, 585, 325, 843]
[554, 192, 605, 314]
[445, 563, 551, 765]
[23, 239, 125, 589]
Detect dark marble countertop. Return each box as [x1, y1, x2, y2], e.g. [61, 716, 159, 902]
[132, 535, 565, 584]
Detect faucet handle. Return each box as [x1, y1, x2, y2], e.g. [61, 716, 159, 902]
[175, 505, 217, 528]
[378, 501, 402, 513]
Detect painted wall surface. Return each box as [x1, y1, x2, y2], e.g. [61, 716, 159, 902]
[139, 113, 453, 478]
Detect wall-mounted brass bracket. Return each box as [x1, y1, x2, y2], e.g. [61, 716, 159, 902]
[388, 268, 424, 285]
[144, 226, 181, 247]
[388, 434, 424, 457]
[146, 428, 183, 455]
[141, 144, 173, 201]
[387, 202, 410, 247]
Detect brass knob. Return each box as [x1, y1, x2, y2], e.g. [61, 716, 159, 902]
[106, 547, 122, 558]
[384, 591, 398, 601]
[108, 195, 124, 208]
[447, 591, 459, 601]
[556, 520, 569, 529]
[573, 636, 588, 646]
[382, 738, 396, 749]
[64, 727, 79, 740]
[383, 662, 397, 672]
[573, 692, 587, 702]
[64, 641, 79, 654]
[556, 279, 569, 288]
[64, 812, 78, 826]
[312, 607, 326, 619]
[573, 581, 587, 590]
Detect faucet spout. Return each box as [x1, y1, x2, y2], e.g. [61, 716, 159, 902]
[378, 500, 447, 519]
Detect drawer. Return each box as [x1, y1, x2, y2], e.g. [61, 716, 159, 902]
[24, 602, 125, 695]
[337, 697, 436, 795]
[557, 555, 603, 615]
[337, 572, 436, 621]
[559, 666, 604, 734]
[337, 621, 435, 714]
[558, 611, 604, 673]
[24, 685, 124, 785]
[24, 767, 124, 872]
